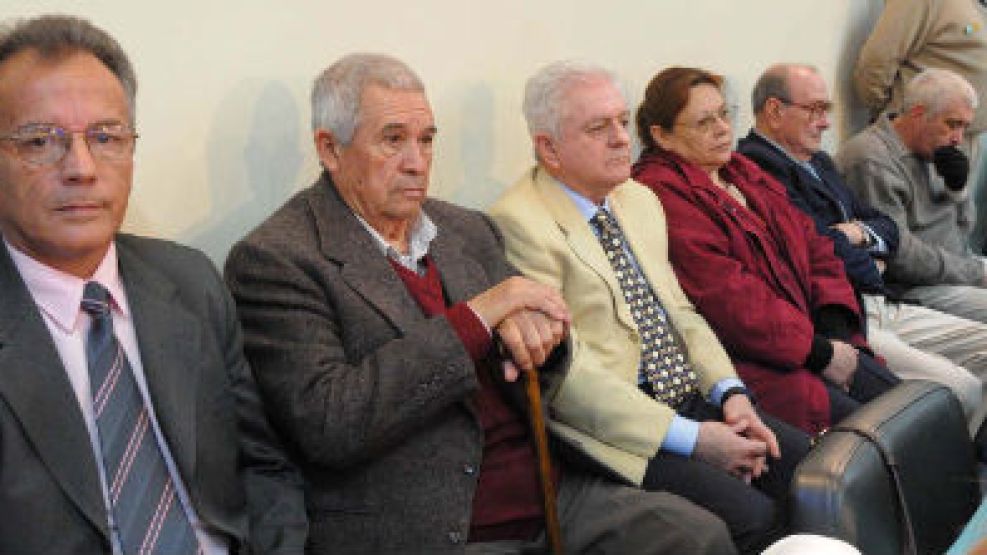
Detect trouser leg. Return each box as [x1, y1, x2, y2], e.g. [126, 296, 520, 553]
[865, 295, 985, 428]
[554, 470, 737, 555]
[641, 403, 810, 555]
[903, 284, 987, 326]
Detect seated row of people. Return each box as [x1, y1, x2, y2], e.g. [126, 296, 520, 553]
[740, 64, 987, 437]
[2, 12, 979, 555]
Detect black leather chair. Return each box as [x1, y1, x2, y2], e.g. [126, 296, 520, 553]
[790, 380, 980, 555]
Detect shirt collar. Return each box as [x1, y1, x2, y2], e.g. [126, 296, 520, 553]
[5, 240, 128, 332]
[751, 128, 821, 178]
[355, 210, 437, 268]
[555, 178, 611, 222]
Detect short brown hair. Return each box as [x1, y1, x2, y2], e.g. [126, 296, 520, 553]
[636, 67, 722, 151]
[0, 14, 136, 118]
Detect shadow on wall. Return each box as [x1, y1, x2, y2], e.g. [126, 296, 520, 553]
[180, 79, 307, 266]
[447, 82, 507, 210]
[834, 0, 884, 143]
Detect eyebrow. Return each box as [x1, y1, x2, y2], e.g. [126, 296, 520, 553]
[381, 122, 437, 133]
[586, 111, 630, 124]
[16, 118, 129, 129]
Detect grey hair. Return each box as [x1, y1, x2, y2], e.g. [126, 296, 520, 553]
[903, 67, 979, 115]
[751, 63, 819, 114]
[310, 53, 425, 144]
[0, 14, 136, 120]
[523, 60, 624, 139]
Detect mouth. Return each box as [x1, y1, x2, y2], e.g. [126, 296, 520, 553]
[401, 187, 427, 199]
[54, 200, 108, 216]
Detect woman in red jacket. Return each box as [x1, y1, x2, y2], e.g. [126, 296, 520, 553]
[631, 67, 898, 434]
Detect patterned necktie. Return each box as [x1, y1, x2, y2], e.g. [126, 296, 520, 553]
[81, 282, 199, 555]
[590, 209, 699, 408]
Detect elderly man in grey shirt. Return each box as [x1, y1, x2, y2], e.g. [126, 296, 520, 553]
[836, 68, 987, 327]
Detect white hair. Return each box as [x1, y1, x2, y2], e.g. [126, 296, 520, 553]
[310, 52, 424, 144]
[903, 67, 978, 116]
[523, 60, 624, 138]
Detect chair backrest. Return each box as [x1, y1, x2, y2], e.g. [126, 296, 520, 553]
[791, 380, 980, 555]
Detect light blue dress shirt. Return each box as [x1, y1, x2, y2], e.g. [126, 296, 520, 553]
[555, 181, 744, 456]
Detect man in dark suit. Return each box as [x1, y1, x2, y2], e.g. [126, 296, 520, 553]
[224, 52, 735, 554]
[0, 15, 306, 554]
[737, 63, 987, 432]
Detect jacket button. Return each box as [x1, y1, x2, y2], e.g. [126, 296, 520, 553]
[448, 531, 464, 544]
[463, 463, 476, 476]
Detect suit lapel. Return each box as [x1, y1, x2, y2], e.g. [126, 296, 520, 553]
[429, 214, 488, 305]
[0, 244, 109, 537]
[309, 176, 427, 334]
[117, 242, 200, 483]
[532, 169, 636, 330]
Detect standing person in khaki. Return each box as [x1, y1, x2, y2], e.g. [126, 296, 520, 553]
[855, 0, 987, 248]
[0, 14, 307, 554]
[225, 52, 735, 555]
[856, 0, 987, 133]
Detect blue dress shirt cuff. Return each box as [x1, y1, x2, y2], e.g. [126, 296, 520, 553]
[661, 415, 700, 456]
[710, 377, 746, 406]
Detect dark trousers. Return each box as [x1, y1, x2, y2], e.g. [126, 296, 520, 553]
[642, 395, 812, 555]
[466, 469, 737, 555]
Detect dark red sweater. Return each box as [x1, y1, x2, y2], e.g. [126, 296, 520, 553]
[389, 257, 549, 542]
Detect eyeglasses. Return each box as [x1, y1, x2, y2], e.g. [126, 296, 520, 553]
[676, 105, 735, 134]
[0, 123, 138, 166]
[779, 99, 833, 121]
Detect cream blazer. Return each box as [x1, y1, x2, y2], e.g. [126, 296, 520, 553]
[488, 166, 737, 485]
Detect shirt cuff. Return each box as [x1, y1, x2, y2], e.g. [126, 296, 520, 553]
[446, 302, 493, 361]
[859, 222, 888, 255]
[660, 415, 700, 457]
[709, 377, 746, 407]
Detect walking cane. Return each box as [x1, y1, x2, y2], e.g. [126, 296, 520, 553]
[523, 365, 564, 555]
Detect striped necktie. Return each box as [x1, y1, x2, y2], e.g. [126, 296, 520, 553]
[590, 209, 699, 407]
[81, 281, 199, 555]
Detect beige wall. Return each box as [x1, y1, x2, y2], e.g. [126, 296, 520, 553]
[3, 0, 884, 263]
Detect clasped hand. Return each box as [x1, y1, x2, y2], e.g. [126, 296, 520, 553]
[467, 276, 570, 381]
[694, 395, 781, 483]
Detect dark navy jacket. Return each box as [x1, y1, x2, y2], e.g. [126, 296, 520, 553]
[738, 130, 899, 296]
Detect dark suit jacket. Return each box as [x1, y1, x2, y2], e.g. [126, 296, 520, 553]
[225, 174, 563, 553]
[0, 235, 307, 554]
[737, 130, 899, 296]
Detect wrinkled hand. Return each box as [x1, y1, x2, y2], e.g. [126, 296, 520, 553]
[468, 276, 569, 329]
[830, 221, 867, 247]
[694, 420, 769, 483]
[721, 395, 779, 479]
[822, 340, 857, 391]
[496, 308, 567, 379]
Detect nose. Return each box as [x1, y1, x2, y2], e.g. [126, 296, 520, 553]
[610, 120, 630, 147]
[60, 132, 98, 184]
[400, 141, 430, 175]
[950, 128, 964, 146]
[817, 111, 832, 131]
